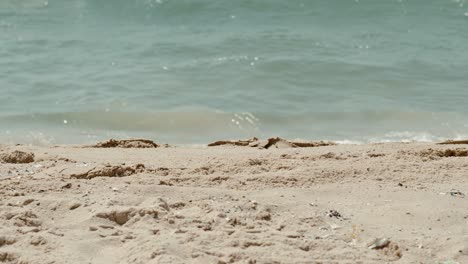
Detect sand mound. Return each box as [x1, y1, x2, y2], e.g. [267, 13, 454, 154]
[70, 164, 145, 179]
[1, 151, 35, 164]
[0, 237, 16, 247]
[0, 252, 18, 263]
[96, 208, 158, 225]
[91, 139, 160, 148]
[209, 137, 335, 149]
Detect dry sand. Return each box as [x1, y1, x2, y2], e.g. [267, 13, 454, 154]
[0, 140, 467, 264]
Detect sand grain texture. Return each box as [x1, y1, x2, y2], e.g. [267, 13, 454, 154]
[0, 142, 467, 263]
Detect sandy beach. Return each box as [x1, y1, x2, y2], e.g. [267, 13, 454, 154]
[0, 139, 467, 263]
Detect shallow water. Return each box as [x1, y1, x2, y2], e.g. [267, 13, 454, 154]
[1, 0, 468, 145]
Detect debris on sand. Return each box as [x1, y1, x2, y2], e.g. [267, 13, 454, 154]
[91, 139, 160, 148]
[208, 137, 260, 147]
[368, 238, 390, 249]
[368, 238, 402, 260]
[208, 137, 335, 149]
[1, 150, 35, 164]
[326, 210, 344, 220]
[438, 140, 468, 145]
[419, 148, 468, 158]
[70, 164, 145, 179]
[61, 183, 72, 189]
[448, 190, 465, 198]
[263, 137, 335, 149]
[69, 203, 81, 210]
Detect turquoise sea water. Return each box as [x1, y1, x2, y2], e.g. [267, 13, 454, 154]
[1, 0, 468, 145]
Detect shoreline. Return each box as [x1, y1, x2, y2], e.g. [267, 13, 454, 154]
[2, 130, 468, 148]
[0, 140, 467, 263]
